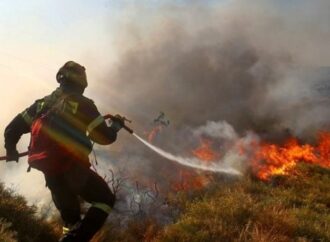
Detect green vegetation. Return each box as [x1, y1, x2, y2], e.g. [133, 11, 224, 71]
[0, 183, 59, 242]
[95, 164, 330, 242]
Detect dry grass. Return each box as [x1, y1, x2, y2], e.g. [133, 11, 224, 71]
[155, 164, 330, 242]
[96, 164, 329, 242]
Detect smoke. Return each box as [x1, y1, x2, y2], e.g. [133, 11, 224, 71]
[192, 120, 258, 171]
[102, 0, 330, 139]
[194, 121, 238, 141]
[86, 0, 330, 195]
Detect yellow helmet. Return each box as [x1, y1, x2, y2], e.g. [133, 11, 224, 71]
[56, 61, 88, 88]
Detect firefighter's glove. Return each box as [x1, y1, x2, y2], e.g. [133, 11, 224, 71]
[6, 149, 19, 162]
[110, 114, 125, 132]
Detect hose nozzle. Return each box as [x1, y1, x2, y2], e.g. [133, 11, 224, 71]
[103, 114, 134, 134]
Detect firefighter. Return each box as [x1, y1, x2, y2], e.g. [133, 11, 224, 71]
[4, 61, 124, 242]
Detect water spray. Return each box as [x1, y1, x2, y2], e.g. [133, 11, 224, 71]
[132, 133, 241, 175]
[1, 114, 242, 176]
[104, 114, 241, 176]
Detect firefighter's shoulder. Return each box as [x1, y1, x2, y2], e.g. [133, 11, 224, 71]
[78, 95, 96, 106]
[74, 95, 100, 116]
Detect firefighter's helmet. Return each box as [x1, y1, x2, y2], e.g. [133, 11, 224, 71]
[56, 61, 88, 88]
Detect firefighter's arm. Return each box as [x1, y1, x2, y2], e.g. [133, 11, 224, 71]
[4, 101, 39, 162]
[84, 100, 125, 145]
[4, 114, 30, 162]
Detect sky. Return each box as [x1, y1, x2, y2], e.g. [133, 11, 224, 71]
[0, 0, 329, 208]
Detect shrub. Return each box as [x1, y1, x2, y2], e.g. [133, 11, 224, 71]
[0, 183, 59, 242]
[0, 218, 17, 242]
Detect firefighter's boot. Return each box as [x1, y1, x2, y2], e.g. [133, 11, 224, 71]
[59, 206, 110, 242]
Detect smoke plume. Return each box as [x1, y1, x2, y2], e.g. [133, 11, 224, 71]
[95, 0, 330, 190]
[102, 0, 330, 140]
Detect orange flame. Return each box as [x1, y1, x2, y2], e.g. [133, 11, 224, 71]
[172, 138, 220, 191]
[251, 131, 330, 180]
[172, 170, 211, 192]
[191, 138, 219, 162]
[147, 125, 163, 142]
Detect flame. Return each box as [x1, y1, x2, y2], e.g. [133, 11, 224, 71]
[318, 132, 330, 163]
[172, 138, 220, 191]
[191, 138, 219, 162]
[172, 170, 211, 191]
[146, 125, 163, 142]
[251, 131, 330, 180]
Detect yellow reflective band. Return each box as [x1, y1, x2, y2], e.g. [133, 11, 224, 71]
[36, 101, 45, 113]
[66, 101, 79, 114]
[62, 226, 70, 235]
[91, 202, 112, 214]
[87, 116, 104, 134]
[21, 110, 33, 125]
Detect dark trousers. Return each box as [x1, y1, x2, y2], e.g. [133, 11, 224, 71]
[45, 164, 116, 228]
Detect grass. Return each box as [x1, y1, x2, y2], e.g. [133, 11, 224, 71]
[95, 164, 329, 242]
[155, 164, 330, 242]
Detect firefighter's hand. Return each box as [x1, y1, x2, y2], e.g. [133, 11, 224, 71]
[110, 114, 125, 132]
[6, 149, 19, 162]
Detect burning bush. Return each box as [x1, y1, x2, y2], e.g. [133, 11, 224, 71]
[251, 131, 330, 180]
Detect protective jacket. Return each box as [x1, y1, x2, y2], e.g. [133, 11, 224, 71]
[4, 87, 117, 175]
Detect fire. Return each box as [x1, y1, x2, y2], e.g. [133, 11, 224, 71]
[146, 125, 163, 142]
[318, 132, 330, 163]
[172, 170, 211, 191]
[252, 131, 330, 180]
[191, 138, 219, 162]
[173, 138, 220, 191]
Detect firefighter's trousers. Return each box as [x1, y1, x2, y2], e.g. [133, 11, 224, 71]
[45, 164, 115, 241]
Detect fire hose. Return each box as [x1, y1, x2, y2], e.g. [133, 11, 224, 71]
[0, 114, 133, 161]
[0, 151, 29, 161]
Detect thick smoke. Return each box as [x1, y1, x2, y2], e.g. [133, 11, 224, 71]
[95, 0, 330, 191]
[95, 1, 330, 175]
[102, 0, 330, 140]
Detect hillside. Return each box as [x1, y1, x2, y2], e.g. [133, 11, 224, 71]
[94, 164, 330, 242]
